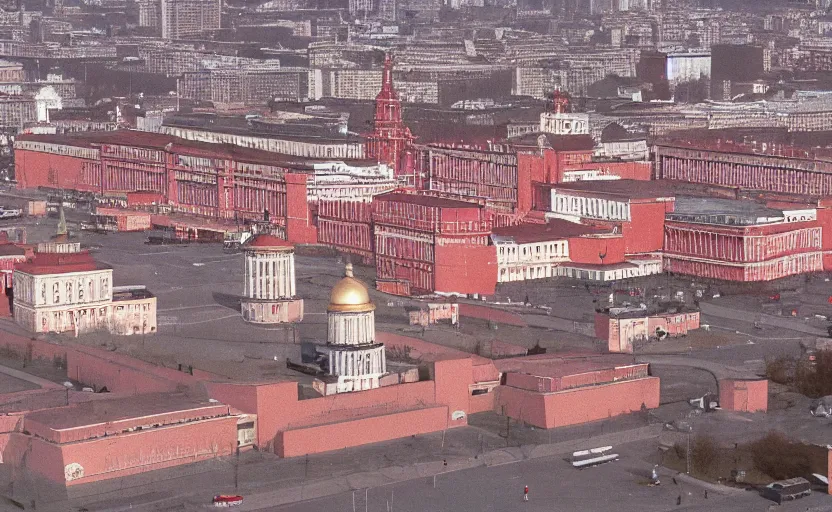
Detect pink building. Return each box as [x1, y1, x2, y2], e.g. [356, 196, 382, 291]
[719, 379, 768, 413]
[595, 305, 701, 353]
[493, 353, 660, 429]
[8, 394, 238, 487]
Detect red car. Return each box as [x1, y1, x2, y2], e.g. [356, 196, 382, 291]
[213, 495, 244, 507]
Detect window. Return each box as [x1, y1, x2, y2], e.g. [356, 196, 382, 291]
[53, 283, 60, 304]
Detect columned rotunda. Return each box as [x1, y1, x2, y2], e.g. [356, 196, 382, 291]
[324, 263, 386, 393]
[240, 234, 304, 324]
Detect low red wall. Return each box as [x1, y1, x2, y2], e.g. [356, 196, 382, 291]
[0, 413, 22, 434]
[58, 415, 238, 486]
[66, 345, 196, 394]
[208, 379, 440, 452]
[469, 392, 494, 414]
[276, 406, 448, 458]
[206, 355, 480, 455]
[0, 332, 67, 363]
[432, 358, 471, 427]
[458, 304, 527, 327]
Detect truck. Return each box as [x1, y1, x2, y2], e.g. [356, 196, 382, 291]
[761, 477, 811, 504]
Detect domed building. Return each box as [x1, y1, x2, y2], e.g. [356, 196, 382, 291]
[240, 234, 303, 324]
[322, 263, 386, 393]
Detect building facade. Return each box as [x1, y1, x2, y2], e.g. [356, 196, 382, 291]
[13, 242, 156, 335]
[663, 219, 825, 281]
[654, 140, 832, 196]
[491, 224, 570, 283]
[373, 192, 497, 297]
[160, 0, 221, 39]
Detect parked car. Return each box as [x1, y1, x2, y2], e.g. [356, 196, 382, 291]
[213, 495, 244, 507]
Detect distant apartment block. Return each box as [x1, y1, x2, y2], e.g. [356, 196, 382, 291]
[160, 0, 221, 39]
[180, 68, 310, 104]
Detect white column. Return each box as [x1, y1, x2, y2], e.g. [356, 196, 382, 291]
[289, 253, 296, 297]
[248, 255, 255, 298]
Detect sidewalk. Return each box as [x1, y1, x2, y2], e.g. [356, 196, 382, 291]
[94, 424, 666, 512]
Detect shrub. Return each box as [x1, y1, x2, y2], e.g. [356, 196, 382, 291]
[749, 432, 813, 480]
[691, 436, 720, 474]
[764, 355, 793, 385]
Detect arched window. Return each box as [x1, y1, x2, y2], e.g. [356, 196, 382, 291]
[53, 283, 60, 304]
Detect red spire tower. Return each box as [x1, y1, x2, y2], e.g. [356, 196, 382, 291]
[366, 54, 413, 176]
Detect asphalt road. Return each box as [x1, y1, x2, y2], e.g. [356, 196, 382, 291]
[263, 444, 830, 512]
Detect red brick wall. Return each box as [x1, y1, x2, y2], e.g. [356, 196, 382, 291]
[66, 345, 195, 394]
[276, 407, 448, 458]
[568, 235, 626, 265]
[594, 312, 611, 342]
[496, 377, 660, 429]
[434, 244, 497, 295]
[55, 415, 238, 485]
[719, 379, 767, 413]
[284, 173, 317, 244]
[818, 207, 832, 270]
[624, 202, 671, 254]
[432, 358, 472, 427]
[458, 304, 526, 327]
[14, 150, 89, 190]
[0, 332, 67, 363]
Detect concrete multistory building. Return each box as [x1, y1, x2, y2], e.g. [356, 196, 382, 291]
[138, 0, 161, 28]
[321, 263, 386, 393]
[240, 234, 303, 324]
[160, 0, 221, 39]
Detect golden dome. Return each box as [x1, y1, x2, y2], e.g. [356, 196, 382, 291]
[328, 263, 375, 313]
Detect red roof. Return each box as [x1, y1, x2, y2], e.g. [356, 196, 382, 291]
[0, 244, 26, 257]
[244, 234, 294, 250]
[492, 219, 612, 243]
[375, 192, 485, 209]
[15, 251, 108, 275]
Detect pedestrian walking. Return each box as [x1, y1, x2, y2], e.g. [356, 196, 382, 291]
[676, 495, 681, 506]
[523, 485, 529, 502]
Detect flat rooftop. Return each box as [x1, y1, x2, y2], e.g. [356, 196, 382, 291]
[672, 196, 783, 217]
[374, 192, 486, 209]
[492, 219, 612, 243]
[24, 393, 226, 431]
[17, 130, 377, 169]
[494, 352, 644, 380]
[112, 286, 154, 301]
[552, 180, 678, 201]
[668, 196, 785, 226]
[0, 370, 40, 394]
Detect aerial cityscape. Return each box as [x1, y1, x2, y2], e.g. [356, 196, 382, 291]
[2, 0, 832, 510]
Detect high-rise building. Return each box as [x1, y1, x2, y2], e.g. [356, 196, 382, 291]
[160, 0, 221, 40]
